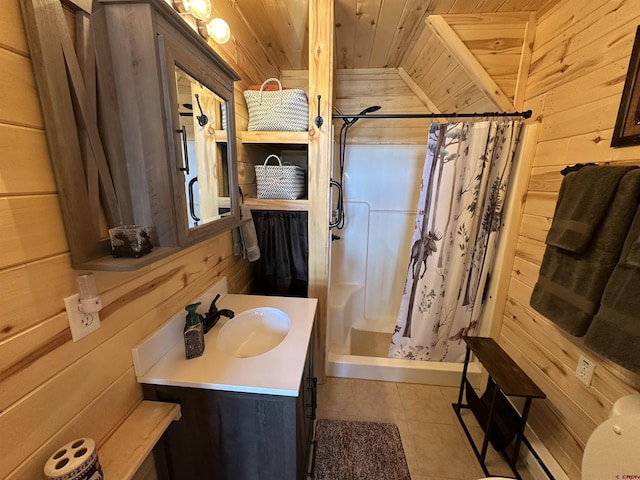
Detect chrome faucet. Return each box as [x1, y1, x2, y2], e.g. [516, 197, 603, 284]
[203, 294, 234, 333]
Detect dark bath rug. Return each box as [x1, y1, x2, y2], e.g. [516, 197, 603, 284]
[313, 419, 411, 480]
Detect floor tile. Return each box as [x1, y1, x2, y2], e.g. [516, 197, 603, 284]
[440, 385, 464, 404]
[398, 383, 456, 425]
[389, 419, 417, 472]
[316, 376, 359, 418]
[465, 425, 515, 478]
[315, 377, 538, 480]
[354, 379, 404, 421]
[408, 421, 484, 479]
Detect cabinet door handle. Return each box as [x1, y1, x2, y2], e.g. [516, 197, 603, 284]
[188, 177, 200, 223]
[312, 377, 317, 414]
[176, 126, 190, 174]
[305, 377, 317, 419]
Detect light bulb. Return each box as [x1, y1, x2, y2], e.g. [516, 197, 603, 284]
[184, 0, 211, 21]
[206, 18, 231, 44]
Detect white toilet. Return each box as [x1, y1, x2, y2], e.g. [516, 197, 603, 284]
[478, 393, 640, 480]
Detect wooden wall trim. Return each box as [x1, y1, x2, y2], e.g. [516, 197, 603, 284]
[426, 15, 515, 112]
[396, 67, 441, 114]
[307, 0, 333, 382]
[514, 12, 536, 110]
[484, 123, 540, 341]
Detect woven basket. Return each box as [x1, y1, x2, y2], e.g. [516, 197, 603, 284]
[255, 155, 305, 200]
[243, 78, 308, 132]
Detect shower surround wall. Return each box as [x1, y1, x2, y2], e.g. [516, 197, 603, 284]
[330, 144, 422, 346]
[328, 143, 482, 385]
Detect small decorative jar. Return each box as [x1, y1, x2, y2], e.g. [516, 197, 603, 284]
[108, 225, 153, 258]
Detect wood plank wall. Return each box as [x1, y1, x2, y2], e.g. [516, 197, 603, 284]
[282, 68, 432, 145]
[498, 0, 640, 477]
[0, 1, 277, 477]
[333, 68, 432, 145]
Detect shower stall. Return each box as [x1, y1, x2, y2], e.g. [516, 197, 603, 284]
[324, 108, 531, 385]
[327, 142, 484, 386]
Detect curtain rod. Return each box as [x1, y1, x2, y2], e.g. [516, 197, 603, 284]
[332, 109, 532, 120]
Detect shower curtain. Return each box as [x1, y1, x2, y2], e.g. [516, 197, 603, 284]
[388, 121, 521, 362]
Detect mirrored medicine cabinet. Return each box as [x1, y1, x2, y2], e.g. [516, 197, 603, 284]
[159, 29, 238, 247]
[21, 0, 240, 270]
[174, 69, 229, 229]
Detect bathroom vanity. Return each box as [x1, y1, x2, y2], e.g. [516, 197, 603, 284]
[132, 280, 318, 480]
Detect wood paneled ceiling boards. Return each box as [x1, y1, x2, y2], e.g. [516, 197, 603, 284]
[234, 0, 561, 113]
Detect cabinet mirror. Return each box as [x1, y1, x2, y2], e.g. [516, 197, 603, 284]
[174, 67, 231, 229]
[158, 16, 240, 248]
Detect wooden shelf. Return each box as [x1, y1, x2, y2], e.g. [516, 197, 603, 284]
[241, 132, 309, 212]
[75, 246, 181, 272]
[241, 131, 309, 144]
[100, 400, 181, 480]
[245, 198, 309, 211]
[463, 337, 545, 398]
[214, 130, 228, 142]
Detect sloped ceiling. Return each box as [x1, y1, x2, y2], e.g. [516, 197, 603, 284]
[233, 0, 563, 112]
[333, 0, 560, 69]
[445, 13, 530, 101]
[232, 0, 309, 71]
[401, 12, 535, 112]
[233, 0, 560, 71]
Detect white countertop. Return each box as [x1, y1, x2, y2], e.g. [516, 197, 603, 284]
[132, 278, 317, 397]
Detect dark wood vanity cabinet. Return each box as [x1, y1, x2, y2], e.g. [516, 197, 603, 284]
[143, 337, 316, 480]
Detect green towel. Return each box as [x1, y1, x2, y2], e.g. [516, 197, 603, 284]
[530, 169, 640, 336]
[585, 201, 640, 374]
[546, 166, 636, 252]
[625, 237, 640, 267]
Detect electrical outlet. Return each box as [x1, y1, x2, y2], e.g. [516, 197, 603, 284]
[575, 354, 595, 386]
[64, 294, 101, 342]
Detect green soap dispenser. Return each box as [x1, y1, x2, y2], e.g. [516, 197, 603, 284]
[184, 302, 205, 359]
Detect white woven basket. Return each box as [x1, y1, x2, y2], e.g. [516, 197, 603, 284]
[243, 78, 309, 132]
[255, 155, 305, 200]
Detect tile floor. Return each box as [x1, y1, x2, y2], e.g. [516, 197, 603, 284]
[316, 376, 535, 480]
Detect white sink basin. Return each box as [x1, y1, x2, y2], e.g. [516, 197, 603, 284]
[217, 307, 290, 358]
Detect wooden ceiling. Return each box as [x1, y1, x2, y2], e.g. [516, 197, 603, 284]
[234, 0, 560, 71]
[333, 0, 560, 70]
[400, 12, 534, 113]
[233, 0, 563, 114]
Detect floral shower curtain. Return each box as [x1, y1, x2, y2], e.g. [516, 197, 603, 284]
[388, 121, 522, 362]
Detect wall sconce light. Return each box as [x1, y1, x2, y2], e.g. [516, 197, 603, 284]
[76, 273, 103, 314]
[206, 18, 231, 44]
[174, 0, 211, 21]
